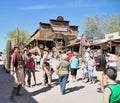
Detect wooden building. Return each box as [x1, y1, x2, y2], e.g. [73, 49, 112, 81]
[66, 32, 120, 55]
[26, 16, 78, 53]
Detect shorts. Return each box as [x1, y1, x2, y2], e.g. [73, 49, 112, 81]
[71, 69, 77, 75]
[82, 72, 88, 77]
[36, 62, 40, 65]
[30, 69, 35, 73]
[97, 71, 103, 80]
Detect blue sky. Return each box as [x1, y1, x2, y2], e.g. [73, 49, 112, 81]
[0, 0, 120, 52]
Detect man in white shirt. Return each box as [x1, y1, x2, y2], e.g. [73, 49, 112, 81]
[36, 53, 41, 69]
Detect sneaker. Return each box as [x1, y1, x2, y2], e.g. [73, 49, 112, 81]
[32, 84, 36, 86]
[85, 80, 89, 83]
[90, 81, 93, 84]
[97, 88, 104, 93]
[61, 91, 65, 95]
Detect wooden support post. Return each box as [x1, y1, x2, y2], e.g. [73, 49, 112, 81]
[79, 42, 83, 57]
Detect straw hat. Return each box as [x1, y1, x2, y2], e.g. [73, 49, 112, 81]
[14, 45, 19, 50]
[61, 54, 67, 60]
[23, 48, 27, 51]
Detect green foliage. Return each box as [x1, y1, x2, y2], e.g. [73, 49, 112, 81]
[5, 39, 12, 72]
[83, 14, 120, 39]
[5, 28, 30, 72]
[7, 28, 30, 47]
[107, 15, 120, 33]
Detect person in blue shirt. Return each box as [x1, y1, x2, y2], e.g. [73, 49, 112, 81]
[70, 51, 79, 82]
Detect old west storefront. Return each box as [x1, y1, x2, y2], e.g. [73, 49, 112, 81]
[100, 32, 120, 54]
[66, 32, 120, 55]
[26, 16, 78, 53]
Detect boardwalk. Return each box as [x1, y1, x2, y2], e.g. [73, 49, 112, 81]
[0, 61, 120, 103]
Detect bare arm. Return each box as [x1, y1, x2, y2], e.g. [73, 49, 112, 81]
[103, 88, 111, 103]
[93, 61, 99, 66]
[37, 47, 41, 56]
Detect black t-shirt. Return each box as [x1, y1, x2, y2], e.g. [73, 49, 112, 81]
[95, 55, 106, 71]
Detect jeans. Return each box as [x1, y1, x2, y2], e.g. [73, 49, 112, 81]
[58, 74, 69, 94]
[26, 69, 32, 86]
[88, 69, 93, 80]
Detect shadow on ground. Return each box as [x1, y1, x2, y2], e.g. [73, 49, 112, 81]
[65, 86, 85, 94]
[30, 86, 53, 96]
[0, 65, 38, 103]
[52, 78, 59, 86]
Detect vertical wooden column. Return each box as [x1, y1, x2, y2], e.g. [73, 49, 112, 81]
[79, 42, 83, 57]
[36, 40, 38, 47]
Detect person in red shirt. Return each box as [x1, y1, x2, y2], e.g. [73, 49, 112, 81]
[26, 52, 36, 87]
[66, 51, 72, 62]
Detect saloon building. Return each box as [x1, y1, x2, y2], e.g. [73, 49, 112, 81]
[26, 16, 78, 53]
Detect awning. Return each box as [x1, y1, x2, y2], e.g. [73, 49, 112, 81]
[29, 46, 40, 53]
[36, 38, 53, 41]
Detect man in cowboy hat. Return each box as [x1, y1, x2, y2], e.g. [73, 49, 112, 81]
[10, 45, 24, 102]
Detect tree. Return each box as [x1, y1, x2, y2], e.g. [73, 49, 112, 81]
[107, 15, 120, 33]
[7, 28, 30, 49]
[83, 15, 120, 39]
[83, 16, 103, 39]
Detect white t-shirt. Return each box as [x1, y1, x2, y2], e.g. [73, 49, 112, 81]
[36, 55, 41, 62]
[108, 55, 117, 67]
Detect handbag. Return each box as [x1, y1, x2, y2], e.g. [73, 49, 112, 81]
[55, 62, 62, 75]
[55, 68, 59, 75]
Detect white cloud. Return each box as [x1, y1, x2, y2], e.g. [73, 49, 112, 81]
[20, 0, 100, 10]
[20, 5, 57, 10]
[20, 4, 82, 10]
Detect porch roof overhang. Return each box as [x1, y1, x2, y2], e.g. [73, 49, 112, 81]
[66, 42, 80, 47]
[29, 46, 40, 53]
[66, 41, 107, 48]
[36, 38, 53, 41]
[25, 38, 53, 46]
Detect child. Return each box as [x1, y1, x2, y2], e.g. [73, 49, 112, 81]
[87, 55, 95, 84]
[103, 67, 120, 103]
[81, 62, 88, 82]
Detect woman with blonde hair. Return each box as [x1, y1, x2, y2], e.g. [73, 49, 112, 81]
[57, 54, 70, 95]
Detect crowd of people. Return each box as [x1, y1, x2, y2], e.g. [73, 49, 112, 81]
[9, 45, 120, 103]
